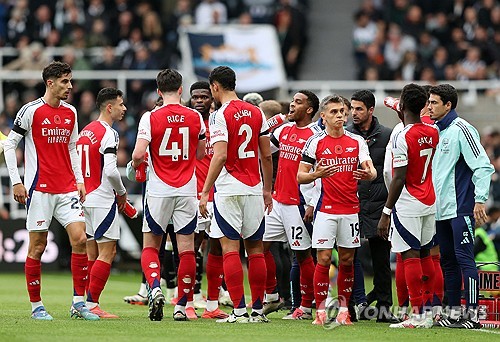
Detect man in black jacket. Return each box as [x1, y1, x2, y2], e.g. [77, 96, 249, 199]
[346, 90, 398, 323]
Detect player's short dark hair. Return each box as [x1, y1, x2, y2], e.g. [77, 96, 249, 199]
[190, 81, 211, 94]
[156, 69, 182, 93]
[429, 84, 458, 109]
[42, 61, 72, 84]
[400, 83, 428, 116]
[351, 89, 375, 109]
[421, 85, 432, 97]
[96, 87, 123, 111]
[320, 94, 344, 112]
[297, 89, 319, 117]
[208, 66, 236, 91]
[340, 95, 352, 110]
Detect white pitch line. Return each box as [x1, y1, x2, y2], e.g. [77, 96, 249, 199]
[474, 329, 500, 335]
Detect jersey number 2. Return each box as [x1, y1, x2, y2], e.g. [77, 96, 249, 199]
[160, 127, 189, 161]
[238, 124, 255, 159]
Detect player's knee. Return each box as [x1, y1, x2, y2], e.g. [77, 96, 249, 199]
[317, 253, 332, 266]
[338, 253, 354, 266]
[71, 235, 88, 250]
[29, 242, 47, 258]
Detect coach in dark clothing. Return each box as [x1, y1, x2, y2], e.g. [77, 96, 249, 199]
[346, 90, 397, 322]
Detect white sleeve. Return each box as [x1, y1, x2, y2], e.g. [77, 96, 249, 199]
[210, 110, 228, 144]
[260, 110, 269, 134]
[137, 112, 152, 142]
[384, 122, 404, 188]
[392, 131, 408, 168]
[357, 137, 372, 164]
[198, 112, 206, 138]
[300, 180, 321, 207]
[103, 153, 126, 195]
[69, 119, 83, 183]
[301, 135, 318, 166]
[3, 130, 23, 185]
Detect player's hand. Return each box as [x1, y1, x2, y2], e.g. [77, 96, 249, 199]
[199, 192, 209, 219]
[116, 192, 127, 213]
[474, 202, 488, 227]
[314, 159, 337, 179]
[263, 190, 273, 214]
[377, 214, 391, 240]
[77, 183, 86, 203]
[353, 168, 372, 180]
[12, 183, 28, 205]
[303, 205, 314, 223]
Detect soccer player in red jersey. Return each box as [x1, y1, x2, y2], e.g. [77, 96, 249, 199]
[263, 90, 322, 320]
[377, 83, 439, 329]
[298, 94, 376, 326]
[132, 69, 206, 321]
[77, 87, 128, 319]
[199, 66, 273, 323]
[190, 81, 228, 320]
[3, 61, 99, 320]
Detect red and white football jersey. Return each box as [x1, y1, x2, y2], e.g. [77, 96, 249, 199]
[13, 98, 78, 194]
[77, 121, 119, 207]
[302, 131, 371, 215]
[137, 104, 205, 197]
[392, 123, 439, 216]
[196, 118, 214, 201]
[271, 122, 322, 205]
[210, 99, 268, 196]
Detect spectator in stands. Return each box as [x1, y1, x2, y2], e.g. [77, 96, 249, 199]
[61, 47, 93, 91]
[6, 6, 29, 46]
[398, 50, 419, 81]
[456, 45, 487, 80]
[402, 4, 425, 39]
[195, 0, 228, 26]
[29, 4, 54, 43]
[353, 10, 379, 68]
[93, 46, 120, 70]
[384, 23, 417, 73]
[141, 7, 163, 41]
[76, 90, 99, 130]
[427, 12, 451, 46]
[87, 18, 110, 47]
[0, 93, 19, 134]
[275, 0, 308, 80]
[463, 6, 479, 41]
[386, 0, 410, 27]
[417, 31, 438, 64]
[85, 0, 109, 32]
[111, 10, 136, 47]
[243, 0, 275, 24]
[447, 26, 469, 64]
[359, 42, 391, 80]
[54, 0, 85, 32]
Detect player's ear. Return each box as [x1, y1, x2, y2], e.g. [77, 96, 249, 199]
[178, 85, 183, 97]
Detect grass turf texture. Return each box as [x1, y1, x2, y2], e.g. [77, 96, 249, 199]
[0, 272, 499, 342]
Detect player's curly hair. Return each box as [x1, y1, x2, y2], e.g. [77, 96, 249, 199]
[209, 66, 236, 91]
[429, 84, 458, 109]
[400, 83, 428, 117]
[42, 61, 72, 84]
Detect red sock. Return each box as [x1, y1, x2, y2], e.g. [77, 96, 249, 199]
[86, 260, 95, 295]
[25, 257, 41, 302]
[432, 254, 444, 304]
[299, 256, 315, 308]
[420, 255, 435, 308]
[337, 264, 354, 308]
[264, 250, 278, 295]
[141, 247, 161, 290]
[248, 253, 266, 310]
[395, 253, 409, 307]
[177, 250, 196, 306]
[223, 251, 245, 309]
[206, 253, 224, 301]
[313, 263, 330, 310]
[404, 258, 423, 314]
[71, 253, 88, 297]
[87, 260, 111, 304]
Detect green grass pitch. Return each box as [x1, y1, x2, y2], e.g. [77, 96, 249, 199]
[0, 272, 499, 341]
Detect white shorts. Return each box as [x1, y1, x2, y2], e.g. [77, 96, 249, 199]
[209, 193, 265, 240]
[26, 190, 85, 231]
[196, 201, 213, 233]
[312, 211, 360, 249]
[390, 212, 436, 253]
[143, 195, 197, 235]
[263, 199, 311, 250]
[84, 205, 119, 242]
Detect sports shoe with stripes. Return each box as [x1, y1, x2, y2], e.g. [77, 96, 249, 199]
[263, 299, 284, 315]
[282, 307, 313, 320]
[447, 318, 481, 329]
[249, 312, 270, 323]
[70, 302, 100, 321]
[433, 316, 458, 327]
[31, 306, 53, 321]
[216, 311, 249, 323]
[148, 291, 165, 321]
[173, 311, 187, 321]
[123, 293, 148, 305]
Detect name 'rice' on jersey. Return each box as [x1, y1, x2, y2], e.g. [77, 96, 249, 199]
[137, 104, 206, 197]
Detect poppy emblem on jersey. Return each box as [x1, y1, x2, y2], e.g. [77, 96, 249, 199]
[335, 145, 343, 154]
[54, 115, 61, 124]
[289, 134, 297, 142]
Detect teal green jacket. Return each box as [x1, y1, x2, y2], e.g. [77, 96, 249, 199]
[432, 110, 494, 221]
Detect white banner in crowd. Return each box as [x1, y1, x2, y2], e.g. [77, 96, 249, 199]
[179, 24, 286, 93]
